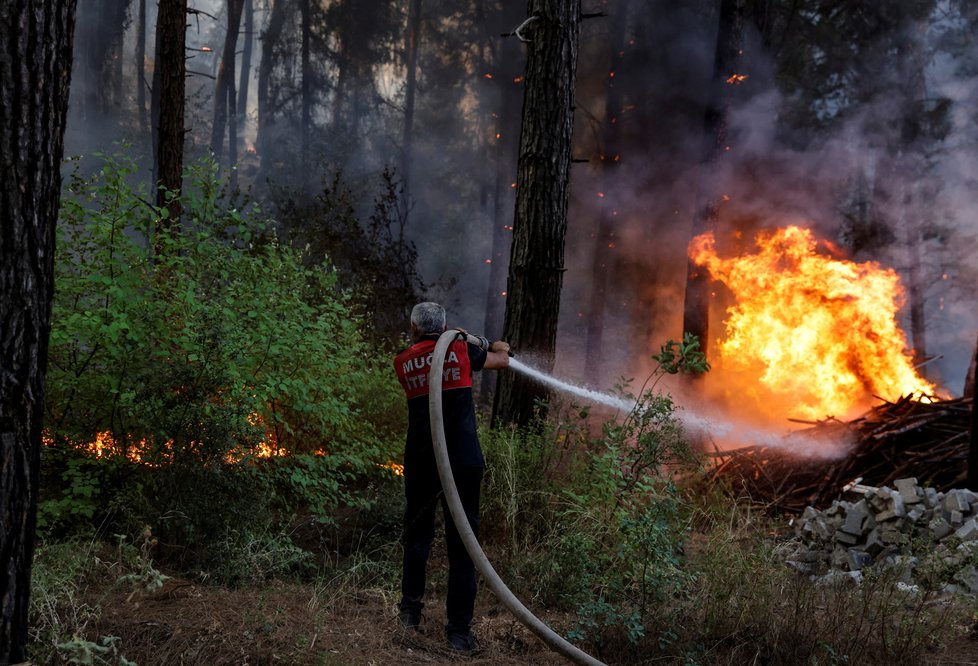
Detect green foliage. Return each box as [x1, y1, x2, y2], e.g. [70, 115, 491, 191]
[56, 635, 135, 666]
[29, 540, 103, 664]
[42, 153, 405, 559]
[653, 332, 711, 375]
[483, 370, 698, 654]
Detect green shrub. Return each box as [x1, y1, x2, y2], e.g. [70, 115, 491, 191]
[482, 339, 707, 655]
[42, 153, 405, 560]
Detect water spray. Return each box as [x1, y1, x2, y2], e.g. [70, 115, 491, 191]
[507, 357, 852, 460]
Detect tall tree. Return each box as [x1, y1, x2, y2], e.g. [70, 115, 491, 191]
[135, 0, 148, 131]
[492, 0, 582, 428]
[300, 0, 312, 179]
[237, 0, 254, 146]
[401, 0, 423, 207]
[257, 0, 289, 179]
[584, 0, 630, 384]
[71, 0, 129, 119]
[480, 0, 524, 357]
[0, 1, 77, 661]
[211, 0, 246, 182]
[967, 333, 978, 490]
[681, 0, 745, 361]
[152, 0, 188, 222]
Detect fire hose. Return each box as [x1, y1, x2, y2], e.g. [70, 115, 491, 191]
[427, 329, 605, 666]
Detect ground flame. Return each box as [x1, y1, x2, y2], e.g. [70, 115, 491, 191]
[690, 225, 940, 420]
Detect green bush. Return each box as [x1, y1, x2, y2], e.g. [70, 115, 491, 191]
[42, 153, 405, 559]
[482, 339, 707, 655]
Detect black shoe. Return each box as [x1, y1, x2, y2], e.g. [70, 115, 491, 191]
[447, 631, 480, 654]
[399, 609, 421, 629]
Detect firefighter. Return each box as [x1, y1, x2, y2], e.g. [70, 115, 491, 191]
[393, 302, 510, 654]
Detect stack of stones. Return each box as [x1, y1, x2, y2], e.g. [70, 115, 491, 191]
[785, 477, 978, 592]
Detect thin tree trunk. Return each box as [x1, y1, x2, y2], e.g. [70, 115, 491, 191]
[0, 2, 77, 661]
[237, 0, 254, 145]
[967, 333, 978, 489]
[301, 0, 312, 180]
[401, 0, 422, 205]
[476, 0, 523, 399]
[492, 0, 582, 428]
[966, 331, 977, 400]
[584, 0, 629, 384]
[136, 0, 148, 131]
[682, 0, 744, 358]
[257, 0, 288, 178]
[152, 0, 188, 224]
[211, 0, 245, 166]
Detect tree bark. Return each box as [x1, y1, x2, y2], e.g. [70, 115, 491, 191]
[967, 333, 978, 489]
[682, 0, 745, 357]
[152, 0, 188, 223]
[0, 2, 77, 661]
[475, 0, 523, 399]
[966, 331, 977, 400]
[257, 0, 288, 179]
[491, 0, 581, 428]
[136, 0, 148, 131]
[237, 0, 254, 146]
[584, 0, 630, 385]
[211, 0, 245, 169]
[401, 0, 423, 206]
[301, 0, 312, 180]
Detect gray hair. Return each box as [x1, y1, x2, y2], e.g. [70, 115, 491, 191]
[410, 302, 446, 336]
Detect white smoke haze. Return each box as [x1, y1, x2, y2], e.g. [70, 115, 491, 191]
[61, 1, 977, 413]
[554, 1, 978, 419]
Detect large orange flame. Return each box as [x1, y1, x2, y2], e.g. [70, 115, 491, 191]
[690, 225, 940, 420]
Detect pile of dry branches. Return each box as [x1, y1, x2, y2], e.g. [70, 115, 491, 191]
[708, 395, 974, 514]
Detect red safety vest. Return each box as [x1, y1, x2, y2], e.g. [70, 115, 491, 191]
[394, 338, 473, 400]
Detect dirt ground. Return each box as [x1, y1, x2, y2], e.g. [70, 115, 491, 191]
[80, 574, 978, 666]
[87, 575, 574, 666]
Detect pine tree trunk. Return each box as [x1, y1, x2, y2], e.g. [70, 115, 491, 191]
[152, 0, 188, 223]
[211, 0, 245, 167]
[401, 0, 423, 205]
[301, 0, 312, 179]
[136, 0, 148, 131]
[492, 0, 581, 428]
[967, 333, 978, 489]
[0, 2, 77, 661]
[477, 0, 523, 399]
[584, 0, 629, 384]
[237, 0, 254, 145]
[966, 331, 977, 401]
[682, 0, 744, 357]
[257, 0, 288, 178]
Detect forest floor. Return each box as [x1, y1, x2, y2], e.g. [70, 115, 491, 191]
[63, 531, 575, 666]
[69, 546, 978, 666]
[87, 569, 571, 665]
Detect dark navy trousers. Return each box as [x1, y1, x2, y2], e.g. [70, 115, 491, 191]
[400, 461, 483, 635]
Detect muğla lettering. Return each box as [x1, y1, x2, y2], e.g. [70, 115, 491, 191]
[401, 350, 462, 391]
[401, 351, 459, 374]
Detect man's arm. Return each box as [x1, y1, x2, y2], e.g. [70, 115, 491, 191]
[483, 341, 510, 369]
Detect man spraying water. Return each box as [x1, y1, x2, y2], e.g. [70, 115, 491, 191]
[393, 302, 510, 654]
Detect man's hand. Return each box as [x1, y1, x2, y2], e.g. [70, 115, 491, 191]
[490, 340, 510, 355]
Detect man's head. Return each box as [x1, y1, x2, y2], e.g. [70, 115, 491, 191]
[410, 302, 447, 340]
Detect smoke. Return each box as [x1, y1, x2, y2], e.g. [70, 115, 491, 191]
[59, 0, 977, 400]
[555, 0, 978, 405]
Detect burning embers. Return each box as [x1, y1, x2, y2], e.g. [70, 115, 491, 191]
[689, 225, 940, 421]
